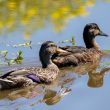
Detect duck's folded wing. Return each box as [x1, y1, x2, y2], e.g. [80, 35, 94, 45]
[26, 74, 41, 83]
[0, 69, 29, 78]
[60, 46, 87, 53]
[51, 46, 88, 64]
[0, 78, 14, 90]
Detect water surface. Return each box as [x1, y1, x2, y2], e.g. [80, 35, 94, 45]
[0, 0, 110, 110]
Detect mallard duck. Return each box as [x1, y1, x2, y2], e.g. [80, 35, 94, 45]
[0, 41, 61, 90]
[52, 23, 108, 67]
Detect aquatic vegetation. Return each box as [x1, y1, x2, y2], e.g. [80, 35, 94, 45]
[14, 51, 23, 64]
[0, 36, 75, 66]
[0, 50, 23, 65]
[0, 39, 110, 66]
[59, 36, 75, 46]
[0, 50, 8, 58]
[12, 41, 32, 48]
[0, 41, 32, 65]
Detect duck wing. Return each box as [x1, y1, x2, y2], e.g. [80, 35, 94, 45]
[1, 67, 59, 84]
[0, 79, 15, 90]
[0, 69, 29, 78]
[0, 69, 37, 90]
[52, 47, 102, 67]
[51, 46, 88, 67]
[60, 46, 87, 53]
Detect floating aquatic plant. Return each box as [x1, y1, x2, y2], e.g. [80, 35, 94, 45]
[14, 51, 23, 64]
[0, 50, 8, 58]
[60, 36, 75, 46]
[12, 41, 32, 48]
[0, 50, 23, 66]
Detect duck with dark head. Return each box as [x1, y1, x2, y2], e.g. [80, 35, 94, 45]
[83, 23, 108, 50]
[52, 23, 108, 67]
[0, 41, 61, 90]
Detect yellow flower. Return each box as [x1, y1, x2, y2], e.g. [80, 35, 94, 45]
[7, 18, 14, 27]
[0, 21, 3, 28]
[77, 6, 89, 16]
[86, 0, 95, 7]
[7, 1, 16, 9]
[22, 17, 29, 25]
[61, 6, 69, 13]
[52, 11, 60, 19]
[27, 8, 37, 17]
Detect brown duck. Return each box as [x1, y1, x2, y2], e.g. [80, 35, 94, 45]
[0, 41, 61, 90]
[52, 23, 108, 67]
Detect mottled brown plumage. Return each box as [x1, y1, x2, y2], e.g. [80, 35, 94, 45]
[0, 41, 60, 90]
[52, 23, 108, 67]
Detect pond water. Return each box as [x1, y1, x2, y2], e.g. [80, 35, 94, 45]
[0, 0, 110, 110]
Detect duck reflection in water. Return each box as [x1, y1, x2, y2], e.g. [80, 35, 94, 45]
[0, 69, 74, 104]
[0, 86, 71, 107]
[60, 62, 110, 88]
[0, 64, 110, 107]
[43, 67, 110, 106]
[87, 67, 110, 88]
[42, 88, 71, 105]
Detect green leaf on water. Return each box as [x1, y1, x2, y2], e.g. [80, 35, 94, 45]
[7, 59, 15, 66]
[61, 40, 70, 43]
[13, 41, 32, 48]
[14, 51, 23, 64]
[4, 51, 24, 65]
[71, 36, 75, 46]
[0, 50, 8, 57]
[60, 36, 75, 46]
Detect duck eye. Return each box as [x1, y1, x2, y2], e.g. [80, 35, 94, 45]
[49, 43, 56, 47]
[50, 44, 55, 47]
[94, 27, 97, 29]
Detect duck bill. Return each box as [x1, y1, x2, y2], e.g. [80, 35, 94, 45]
[99, 31, 108, 37]
[56, 48, 67, 53]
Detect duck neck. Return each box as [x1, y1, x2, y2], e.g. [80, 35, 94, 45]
[40, 53, 58, 70]
[83, 34, 100, 50]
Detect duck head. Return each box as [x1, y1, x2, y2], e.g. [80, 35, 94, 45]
[39, 41, 61, 68]
[40, 41, 57, 55]
[83, 23, 108, 49]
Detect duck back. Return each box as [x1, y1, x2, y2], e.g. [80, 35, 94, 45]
[52, 47, 103, 67]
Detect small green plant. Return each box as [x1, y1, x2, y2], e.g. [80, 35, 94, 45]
[60, 36, 75, 46]
[0, 50, 23, 66]
[0, 50, 8, 57]
[71, 36, 75, 46]
[14, 51, 23, 64]
[0, 41, 32, 66]
[13, 41, 32, 48]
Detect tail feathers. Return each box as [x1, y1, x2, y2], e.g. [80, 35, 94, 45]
[0, 79, 14, 90]
[0, 70, 15, 78]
